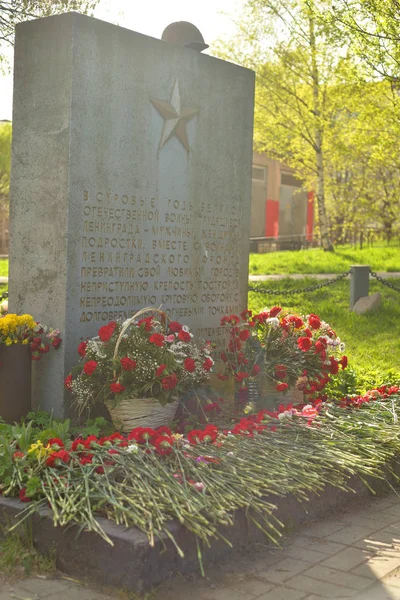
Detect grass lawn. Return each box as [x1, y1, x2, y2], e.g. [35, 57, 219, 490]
[248, 277, 400, 387]
[0, 259, 8, 278]
[249, 245, 400, 275]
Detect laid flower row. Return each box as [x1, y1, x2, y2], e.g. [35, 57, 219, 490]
[1, 383, 400, 568]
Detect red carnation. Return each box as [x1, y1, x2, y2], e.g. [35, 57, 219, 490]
[274, 364, 287, 378]
[19, 488, 31, 503]
[269, 306, 282, 317]
[169, 321, 183, 333]
[276, 382, 289, 392]
[120, 356, 137, 371]
[78, 341, 88, 357]
[51, 337, 62, 349]
[200, 428, 218, 443]
[136, 428, 156, 444]
[178, 329, 191, 342]
[161, 374, 178, 390]
[46, 449, 70, 468]
[184, 357, 196, 372]
[71, 438, 86, 451]
[64, 374, 73, 389]
[156, 364, 167, 377]
[203, 357, 213, 372]
[235, 371, 249, 383]
[149, 333, 165, 347]
[48, 438, 64, 448]
[98, 322, 117, 342]
[239, 329, 250, 341]
[138, 316, 153, 331]
[83, 360, 97, 376]
[297, 337, 312, 352]
[308, 314, 321, 330]
[154, 435, 174, 456]
[187, 430, 202, 445]
[240, 309, 252, 321]
[288, 315, 304, 329]
[340, 355, 348, 370]
[156, 426, 172, 437]
[329, 358, 339, 375]
[251, 364, 261, 376]
[110, 382, 125, 394]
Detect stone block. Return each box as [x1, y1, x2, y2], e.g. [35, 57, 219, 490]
[9, 12, 255, 416]
[352, 293, 382, 315]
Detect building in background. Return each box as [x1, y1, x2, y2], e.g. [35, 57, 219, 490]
[250, 152, 315, 252]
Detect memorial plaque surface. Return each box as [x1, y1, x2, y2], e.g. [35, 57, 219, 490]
[9, 12, 255, 414]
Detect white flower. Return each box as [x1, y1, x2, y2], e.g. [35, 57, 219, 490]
[266, 317, 280, 328]
[182, 325, 190, 333]
[125, 444, 138, 454]
[339, 342, 346, 352]
[278, 411, 293, 420]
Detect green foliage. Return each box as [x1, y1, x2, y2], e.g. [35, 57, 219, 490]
[0, 122, 11, 202]
[0, 260, 7, 277]
[0, 525, 55, 575]
[326, 0, 400, 80]
[215, 1, 400, 244]
[214, 0, 335, 249]
[70, 416, 114, 438]
[249, 245, 400, 274]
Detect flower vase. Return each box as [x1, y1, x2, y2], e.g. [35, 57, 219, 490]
[0, 344, 32, 423]
[258, 379, 304, 410]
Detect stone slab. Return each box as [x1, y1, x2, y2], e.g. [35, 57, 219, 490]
[352, 292, 382, 315]
[9, 12, 255, 416]
[0, 471, 395, 594]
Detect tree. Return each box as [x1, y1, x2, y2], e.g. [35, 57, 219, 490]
[0, 1, 99, 65]
[324, 77, 400, 244]
[215, 0, 349, 251]
[326, 0, 400, 80]
[0, 121, 11, 204]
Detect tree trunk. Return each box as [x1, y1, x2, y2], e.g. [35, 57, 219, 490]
[309, 10, 334, 252]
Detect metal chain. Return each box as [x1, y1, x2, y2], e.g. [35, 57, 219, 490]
[248, 270, 352, 296]
[369, 269, 400, 293]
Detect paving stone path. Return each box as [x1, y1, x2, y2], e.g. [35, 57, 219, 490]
[2, 494, 400, 599]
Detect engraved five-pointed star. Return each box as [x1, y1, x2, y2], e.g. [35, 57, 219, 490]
[151, 79, 199, 152]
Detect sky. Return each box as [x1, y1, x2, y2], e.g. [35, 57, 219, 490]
[0, 0, 239, 120]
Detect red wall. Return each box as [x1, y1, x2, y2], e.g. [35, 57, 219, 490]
[265, 199, 279, 237]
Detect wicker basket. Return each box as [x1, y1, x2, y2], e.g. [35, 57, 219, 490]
[106, 397, 179, 432]
[107, 307, 179, 431]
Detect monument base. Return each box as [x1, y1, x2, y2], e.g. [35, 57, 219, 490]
[0, 473, 395, 593]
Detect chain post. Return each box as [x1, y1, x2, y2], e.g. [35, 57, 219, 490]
[350, 265, 370, 309]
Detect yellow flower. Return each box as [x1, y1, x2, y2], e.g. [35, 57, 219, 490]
[22, 339, 29, 345]
[28, 440, 51, 459]
[5, 337, 13, 346]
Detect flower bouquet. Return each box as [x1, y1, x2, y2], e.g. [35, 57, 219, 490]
[66, 308, 214, 431]
[0, 313, 61, 358]
[216, 308, 347, 410]
[0, 313, 62, 423]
